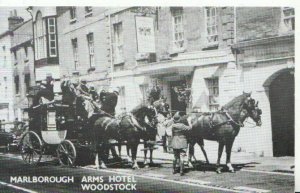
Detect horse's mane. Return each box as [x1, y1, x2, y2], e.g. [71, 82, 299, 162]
[131, 104, 148, 115]
[222, 93, 250, 110]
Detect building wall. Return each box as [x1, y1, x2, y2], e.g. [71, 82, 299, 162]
[58, 7, 109, 79]
[0, 33, 15, 126]
[11, 19, 34, 121]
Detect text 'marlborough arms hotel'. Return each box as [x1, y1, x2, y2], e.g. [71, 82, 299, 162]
[15, 7, 294, 157]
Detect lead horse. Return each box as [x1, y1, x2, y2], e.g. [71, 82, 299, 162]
[186, 92, 262, 173]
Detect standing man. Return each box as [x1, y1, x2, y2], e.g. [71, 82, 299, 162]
[99, 88, 119, 116]
[169, 112, 192, 176]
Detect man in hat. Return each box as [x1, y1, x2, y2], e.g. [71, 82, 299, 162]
[169, 112, 192, 176]
[148, 86, 161, 105]
[76, 79, 90, 96]
[32, 74, 54, 106]
[99, 87, 119, 116]
[89, 86, 99, 101]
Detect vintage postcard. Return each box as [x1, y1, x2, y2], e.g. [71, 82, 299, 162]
[0, 0, 297, 192]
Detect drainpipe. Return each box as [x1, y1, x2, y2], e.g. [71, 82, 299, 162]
[108, 13, 114, 84]
[26, 6, 36, 85]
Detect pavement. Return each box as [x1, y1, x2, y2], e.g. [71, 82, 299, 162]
[123, 142, 295, 174]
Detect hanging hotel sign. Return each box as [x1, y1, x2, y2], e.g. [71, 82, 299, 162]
[135, 16, 156, 53]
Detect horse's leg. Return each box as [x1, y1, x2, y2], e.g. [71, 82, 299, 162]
[198, 139, 209, 164]
[225, 139, 235, 173]
[126, 144, 132, 163]
[149, 148, 154, 165]
[99, 143, 108, 169]
[118, 144, 122, 157]
[95, 153, 99, 169]
[131, 141, 140, 169]
[188, 141, 195, 168]
[216, 142, 224, 174]
[143, 141, 149, 167]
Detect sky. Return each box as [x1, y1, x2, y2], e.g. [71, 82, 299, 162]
[0, 7, 31, 34]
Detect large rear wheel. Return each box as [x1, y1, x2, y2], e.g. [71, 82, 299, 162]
[57, 140, 76, 167]
[20, 131, 43, 165]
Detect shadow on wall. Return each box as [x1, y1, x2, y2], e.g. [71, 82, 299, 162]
[192, 91, 209, 112]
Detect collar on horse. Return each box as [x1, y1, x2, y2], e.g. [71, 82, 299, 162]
[209, 108, 244, 128]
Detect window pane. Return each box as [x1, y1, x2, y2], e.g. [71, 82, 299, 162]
[50, 48, 56, 55]
[50, 41, 56, 48]
[50, 34, 55, 41]
[49, 18, 54, 25]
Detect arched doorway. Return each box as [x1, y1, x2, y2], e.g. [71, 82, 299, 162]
[269, 70, 294, 156]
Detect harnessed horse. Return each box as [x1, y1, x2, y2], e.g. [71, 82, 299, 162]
[186, 92, 262, 173]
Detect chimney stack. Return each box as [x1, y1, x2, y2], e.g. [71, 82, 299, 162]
[8, 9, 24, 31]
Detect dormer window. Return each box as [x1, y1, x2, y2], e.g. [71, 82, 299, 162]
[85, 6, 93, 17]
[205, 7, 218, 45]
[70, 7, 77, 23]
[282, 7, 294, 31]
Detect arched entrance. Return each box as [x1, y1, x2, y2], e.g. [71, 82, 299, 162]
[268, 70, 294, 157]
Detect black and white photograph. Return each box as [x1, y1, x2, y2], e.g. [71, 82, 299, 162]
[0, 1, 297, 192]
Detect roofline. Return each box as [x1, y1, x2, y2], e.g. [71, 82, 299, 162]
[0, 30, 13, 39]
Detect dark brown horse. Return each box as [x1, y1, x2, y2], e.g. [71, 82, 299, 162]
[186, 92, 262, 173]
[60, 80, 159, 169]
[117, 104, 158, 169]
[141, 98, 170, 167]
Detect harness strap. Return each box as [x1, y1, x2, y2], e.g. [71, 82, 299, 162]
[209, 109, 244, 128]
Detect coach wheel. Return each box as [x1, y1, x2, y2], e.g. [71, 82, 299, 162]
[20, 131, 43, 165]
[57, 140, 76, 167]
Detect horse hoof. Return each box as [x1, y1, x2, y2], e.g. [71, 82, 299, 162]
[229, 169, 235, 173]
[216, 168, 222, 174]
[144, 164, 149, 168]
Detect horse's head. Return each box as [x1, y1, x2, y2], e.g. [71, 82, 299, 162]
[146, 106, 159, 128]
[242, 97, 262, 126]
[152, 98, 170, 117]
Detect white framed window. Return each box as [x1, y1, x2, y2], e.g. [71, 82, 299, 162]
[70, 7, 77, 22]
[172, 8, 184, 50]
[282, 7, 295, 31]
[87, 33, 95, 67]
[139, 84, 149, 105]
[48, 18, 57, 57]
[205, 7, 218, 45]
[34, 12, 46, 60]
[119, 86, 126, 112]
[113, 22, 124, 63]
[71, 38, 79, 69]
[85, 6, 93, 17]
[206, 77, 219, 111]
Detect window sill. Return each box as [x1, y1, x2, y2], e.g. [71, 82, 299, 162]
[202, 42, 219, 50]
[87, 67, 96, 73]
[169, 47, 186, 56]
[70, 18, 77, 24]
[114, 58, 125, 65]
[85, 12, 93, 18]
[72, 71, 80, 76]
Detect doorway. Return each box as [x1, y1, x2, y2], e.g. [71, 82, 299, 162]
[170, 80, 187, 115]
[269, 70, 294, 156]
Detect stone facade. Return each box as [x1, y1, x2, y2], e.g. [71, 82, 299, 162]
[10, 19, 34, 121]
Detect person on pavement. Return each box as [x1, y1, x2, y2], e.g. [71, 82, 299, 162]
[169, 112, 192, 176]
